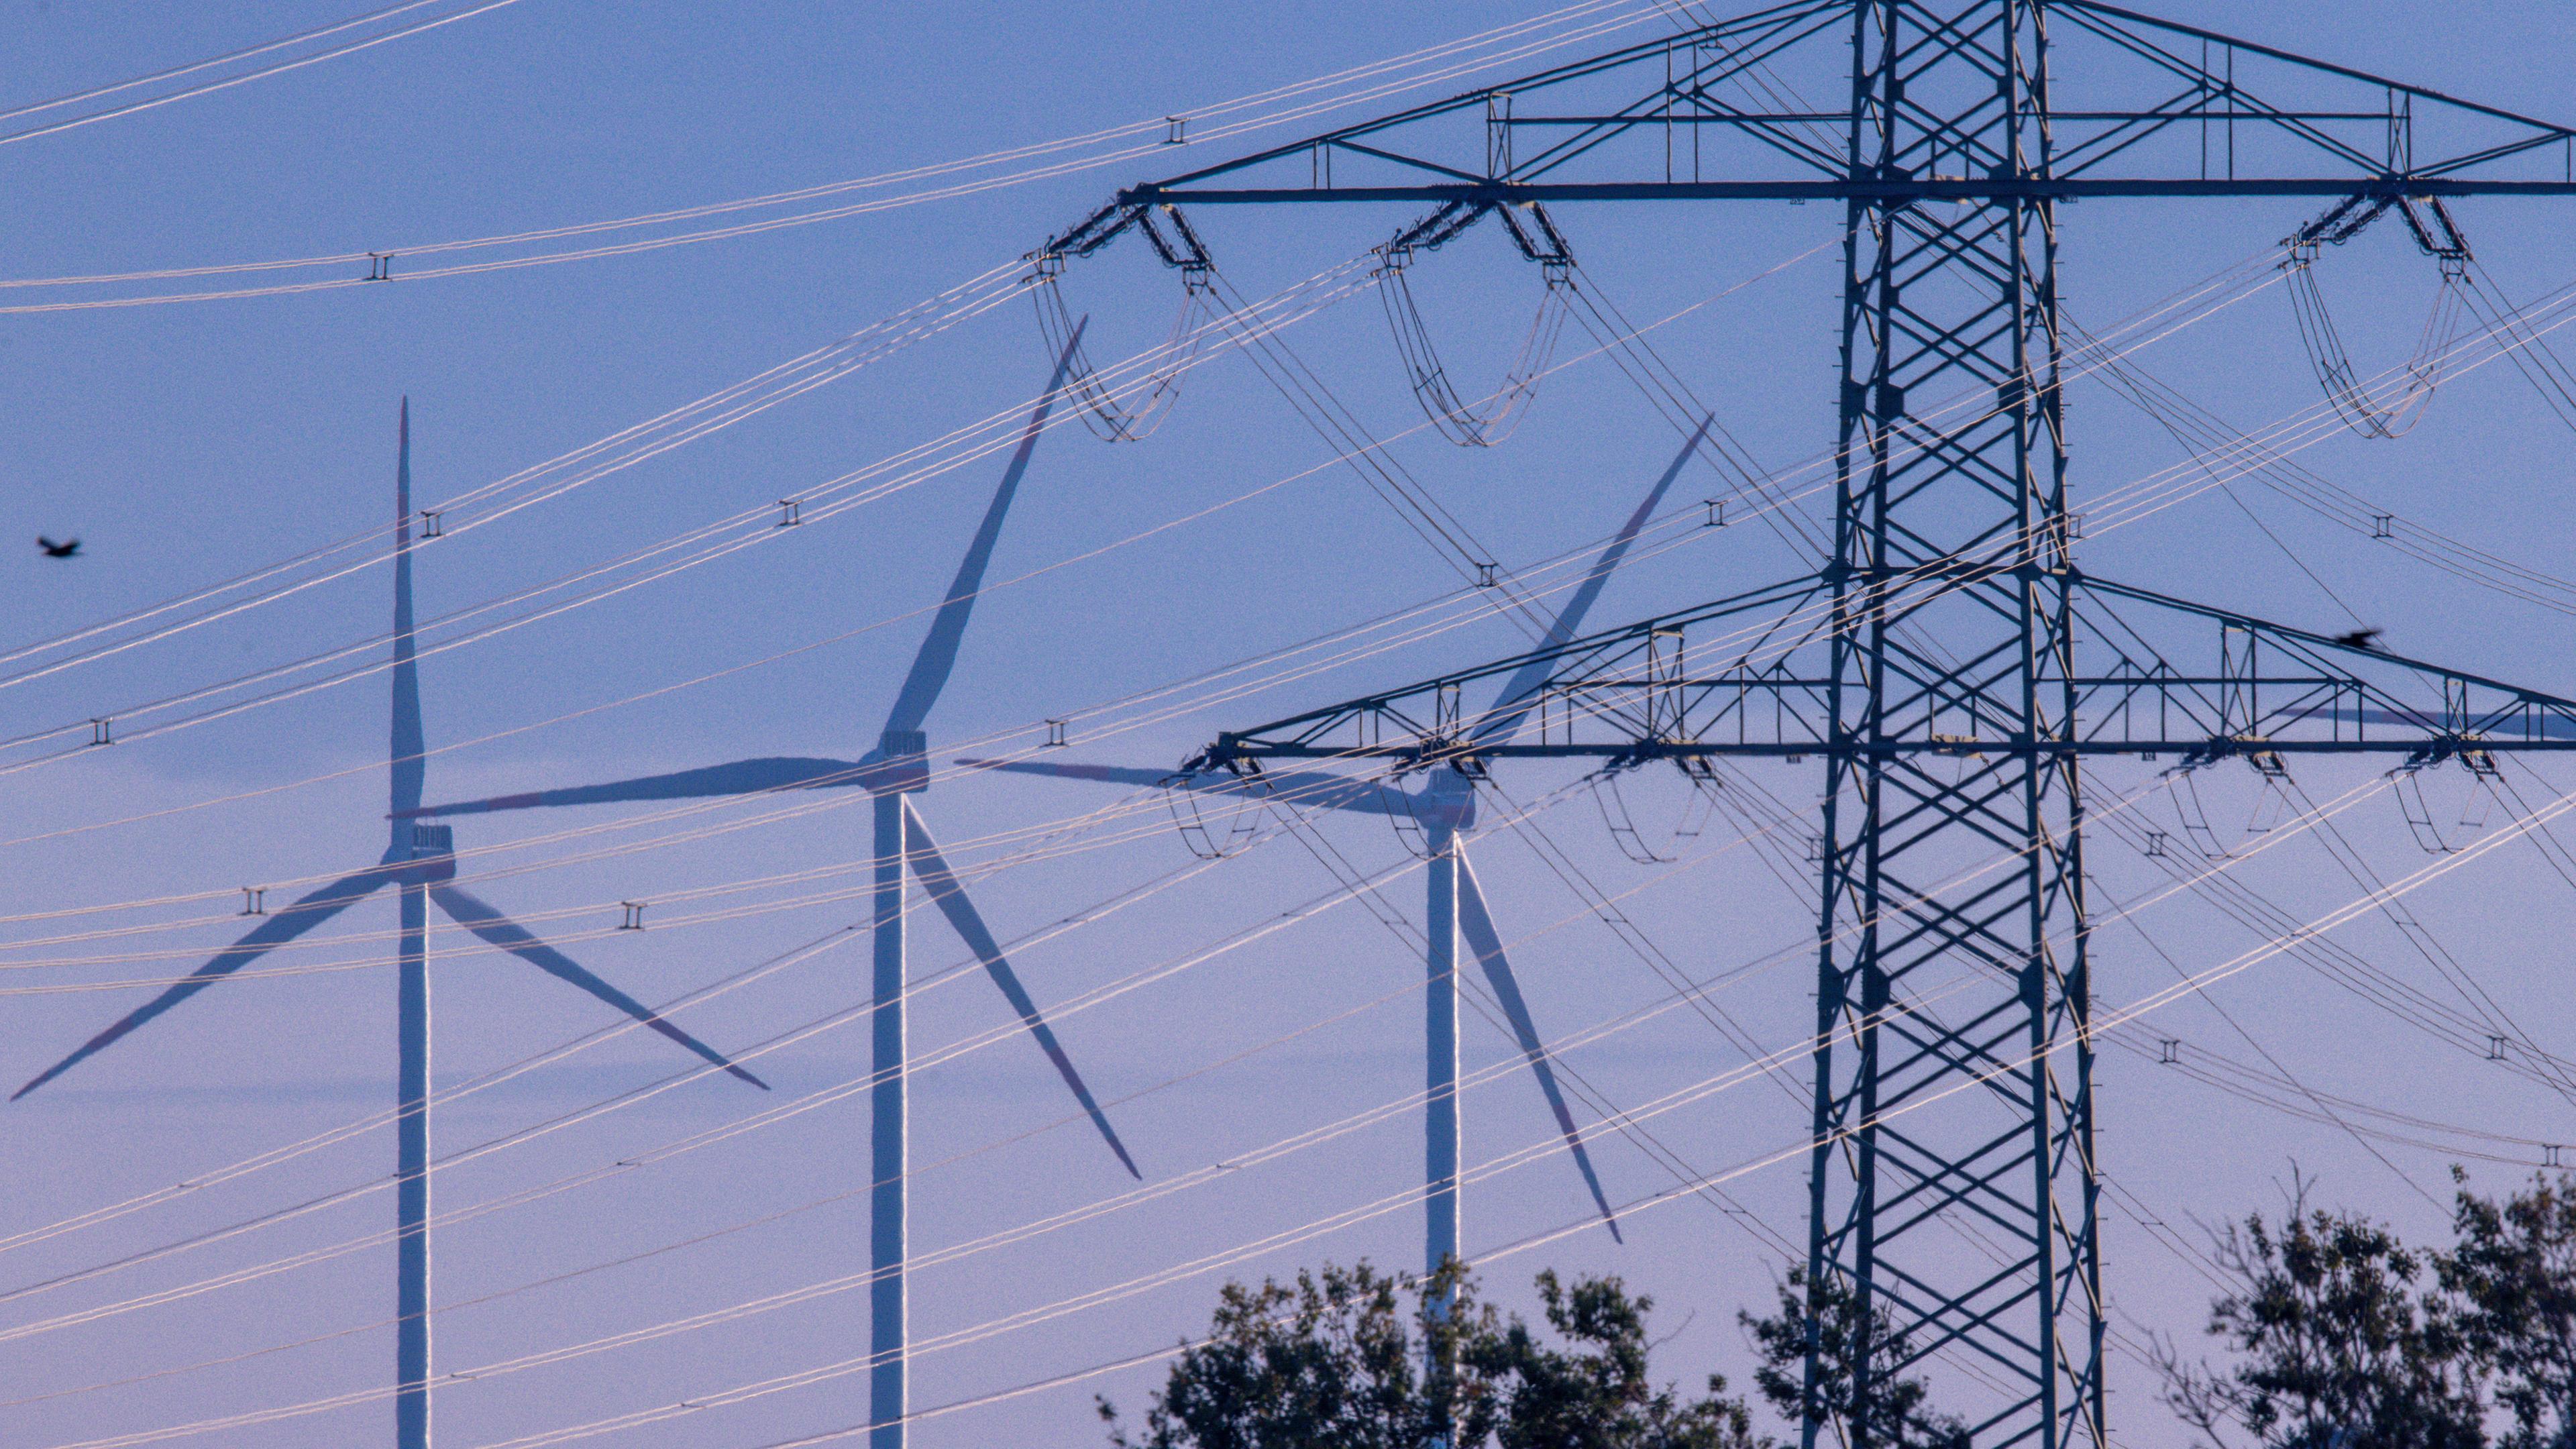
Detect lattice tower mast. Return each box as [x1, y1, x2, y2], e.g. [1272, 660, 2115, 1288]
[1813, 9, 2096, 1448]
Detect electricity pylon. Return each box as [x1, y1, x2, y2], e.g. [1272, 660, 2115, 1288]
[1034, 5, 2576, 1446]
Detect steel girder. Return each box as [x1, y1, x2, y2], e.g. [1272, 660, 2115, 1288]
[1187, 570, 2576, 771]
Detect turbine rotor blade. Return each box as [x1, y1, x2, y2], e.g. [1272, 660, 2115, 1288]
[1471, 415, 1713, 749]
[398, 756, 875, 818]
[1455, 855, 1621, 1241]
[953, 759, 1173, 788]
[391, 399, 425, 820]
[955, 758, 1411, 816]
[901, 801, 1139, 1178]
[879, 321, 1088, 740]
[15, 868, 394, 1100]
[429, 884, 767, 1089]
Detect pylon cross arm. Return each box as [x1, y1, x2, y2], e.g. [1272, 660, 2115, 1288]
[1036, 0, 2576, 270]
[1193, 570, 2576, 769]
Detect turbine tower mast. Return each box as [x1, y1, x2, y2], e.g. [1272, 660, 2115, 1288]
[392, 398, 434, 1449]
[1032, 4, 2576, 1444]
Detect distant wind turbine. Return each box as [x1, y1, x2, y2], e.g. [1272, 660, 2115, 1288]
[11, 402, 767, 1449]
[966, 418, 1714, 1278]
[391, 331, 1125, 1449]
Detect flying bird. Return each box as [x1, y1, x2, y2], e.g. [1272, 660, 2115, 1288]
[36, 537, 78, 558]
[2333, 627, 2383, 651]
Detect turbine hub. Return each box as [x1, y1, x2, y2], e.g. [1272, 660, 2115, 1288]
[400, 823, 458, 884]
[873, 729, 930, 795]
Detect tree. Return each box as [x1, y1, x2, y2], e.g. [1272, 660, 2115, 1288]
[1099, 1260, 1502, 1449]
[1740, 1268, 1968, 1449]
[2154, 1193, 2483, 1449]
[1467, 1269, 1764, 1449]
[1101, 1261, 1762, 1449]
[2441, 1171, 2576, 1449]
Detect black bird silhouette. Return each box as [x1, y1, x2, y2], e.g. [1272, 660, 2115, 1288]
[36, 537, 78, 559]
[2332, 627, 2383, 651]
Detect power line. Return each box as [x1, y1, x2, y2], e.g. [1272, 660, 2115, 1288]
[0, 0, 535, 148]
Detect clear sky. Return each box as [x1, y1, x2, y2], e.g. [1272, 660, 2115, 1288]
[4, 3, 2576, 1447]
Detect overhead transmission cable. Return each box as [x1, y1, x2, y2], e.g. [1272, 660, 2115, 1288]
[2094, 872, 2445, 1205]
[2086, 784, 2576, 1102]
[0, 261, 1036, 688]
[7, 777, 1729, 1354]
[1, 915, 1499, 1413]
[0, 0, 533, 149]
[0, 0, 1677, 312]
[0, 783, 1430, 1318]
[2064, 274, 2576, 546]
[2070, 301, 2576, 619]
[0, 309, 1868, 941]
[0, 259, 1376, 777]
[2288, 773, 2576, 1106]
[0, 233, 1840, 818]
[2457, 258, 2576, 433]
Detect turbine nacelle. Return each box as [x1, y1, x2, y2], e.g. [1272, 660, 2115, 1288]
[390, 822, 459, 885]
[1411, 763, 1480, 837]
[871, 730, 931, 796]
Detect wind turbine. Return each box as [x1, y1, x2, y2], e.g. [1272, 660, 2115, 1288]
[13, 400, 766, 1449]
[965, 419, 1712, 1281]
[388, 330, 1132, 1449]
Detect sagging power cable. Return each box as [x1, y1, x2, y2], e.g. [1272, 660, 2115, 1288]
[0, 0, 533, 150]
[1373, 202, 1578, 447]
[2282, 194, 2473, 439]
[0, 0, 1676, 312]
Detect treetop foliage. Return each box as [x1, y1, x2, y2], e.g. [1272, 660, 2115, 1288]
[2160, 1171, 2576, 1449]
[1101, 1257, 1947, 1449]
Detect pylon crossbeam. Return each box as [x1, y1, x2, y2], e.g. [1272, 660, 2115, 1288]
[1876, 869, 2028, 959]
[1871, 1124, 2042, 1231]
[1878, 882, 2029, 973]
[1876, 1011, 2029, 1100]
[1866, 1258, 2045, 1375]
[1880, 766, 2031, 853]
[1202, 573, 2576, 774]
[1888, 1263, 2047, 1369]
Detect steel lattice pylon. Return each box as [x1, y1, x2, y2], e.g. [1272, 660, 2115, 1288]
[1811, 8, 2097, 1446]
[1034, 3, 2576, 1446]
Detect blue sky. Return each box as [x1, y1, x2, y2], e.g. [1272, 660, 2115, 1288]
[5, 3, 2576, 1446]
